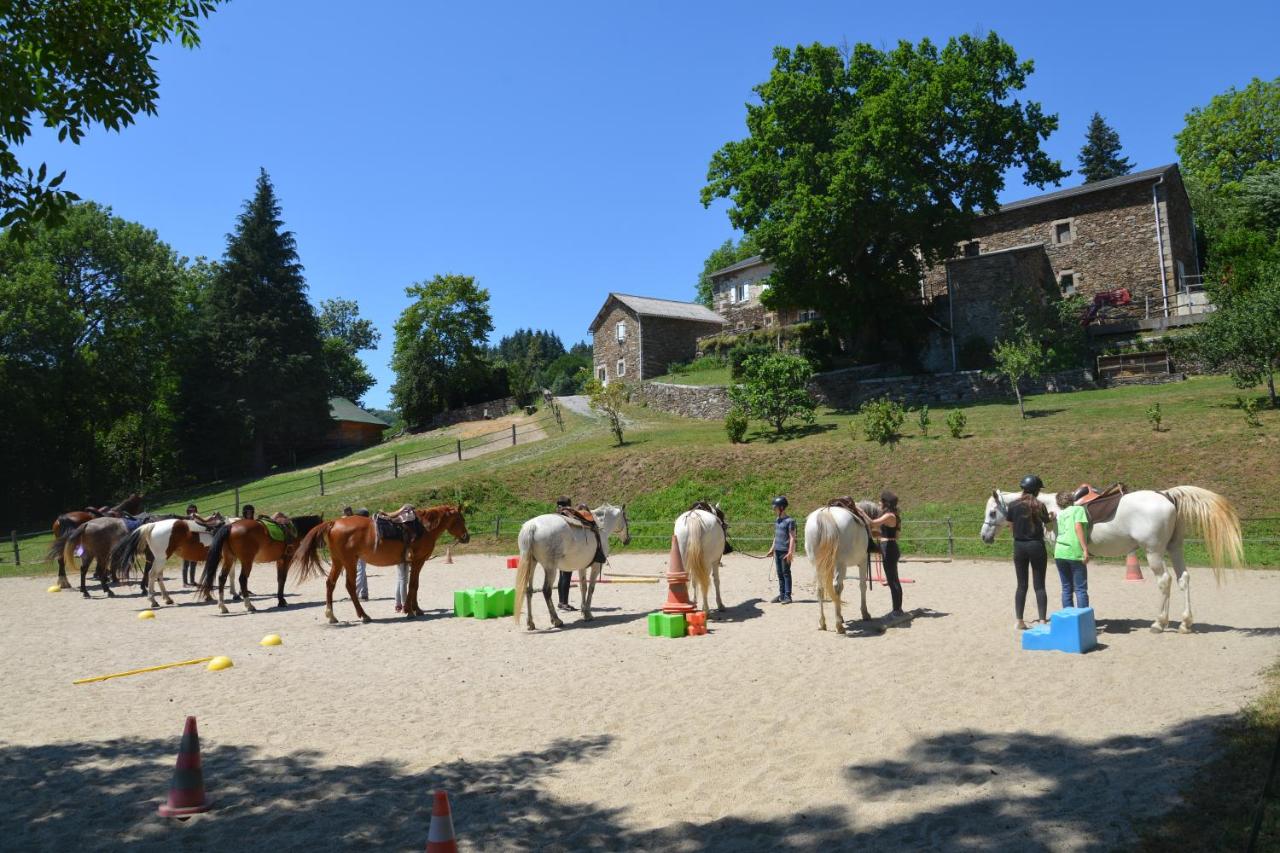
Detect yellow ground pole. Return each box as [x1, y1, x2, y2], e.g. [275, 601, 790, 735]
[74, 657, 215, 685]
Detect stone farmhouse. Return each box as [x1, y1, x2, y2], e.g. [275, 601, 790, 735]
[588, 293, 725, 383]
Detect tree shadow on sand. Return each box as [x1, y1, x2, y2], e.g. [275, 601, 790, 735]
[0, 715, 1244, 851]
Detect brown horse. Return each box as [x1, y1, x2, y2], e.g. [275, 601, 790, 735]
[197, 515, 326, 613]
[48, 492, 144, 588]
[61, 513, 171, 598]
[291, 505, 470, 624]
[110, 518, 225, 608]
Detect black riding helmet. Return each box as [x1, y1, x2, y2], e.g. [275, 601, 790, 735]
[1020, 475, 1044, 495]
[772, 496, 788, 509]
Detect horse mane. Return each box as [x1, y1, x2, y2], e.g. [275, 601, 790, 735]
[292, 515, 325, 536]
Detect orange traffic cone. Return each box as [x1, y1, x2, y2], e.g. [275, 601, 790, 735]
[158, 716, 211, 818]
[662, 535, 696, 615]
[425, 790, 458, 852]
[443, 546, 453, 565]
[1124, 552, 1143, 582]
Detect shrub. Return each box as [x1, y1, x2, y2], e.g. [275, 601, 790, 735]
[728, 341, 774, 379]
[1146, 402, 1163, 432]
[858, 396, 905, 445]
[916, 404, 930, 437]
[725, 407, 749, 443]
[1243, 397, 1262, 428]
[946, 408, 967, 438]
[728, 352, 816, 434]
[687, 354, 727, 373]
[584, 377, 628, 445]
[667, 360, 690, 376]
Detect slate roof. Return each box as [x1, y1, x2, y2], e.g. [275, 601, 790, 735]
[993, 164, 1177, 214]
[328, 397, 390, 428]
[589, 293, 726, 332]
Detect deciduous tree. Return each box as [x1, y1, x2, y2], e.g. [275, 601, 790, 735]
[728, 352, 816, 434]
[695, 235, 757, 307]
[319, 297, 380, 403]
[991, 325, 1045, 420]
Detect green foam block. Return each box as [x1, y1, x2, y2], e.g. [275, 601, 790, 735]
[648, 611, 687, 638]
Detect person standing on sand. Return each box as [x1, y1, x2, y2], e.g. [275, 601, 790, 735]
[869, 491, 905, 619]
[554, 496, 578, 612]
[1007, 475, 1051, 630]
[1054, 491, 1091, 610]
[342, 507, 371, 602]
[768, 496, 796, 604]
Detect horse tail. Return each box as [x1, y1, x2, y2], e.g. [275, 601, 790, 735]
[290, 520, 335, 586]
[47, 515, 83, 561]
[197, 522, 235, 595]
[61, 523, 88, 570]
[513, 522, 536, 624]
[1166, 486, 1244, 581]
[683, 513, 708, 597]
[813, 509, 840, 603]
[110, 523, 149, 576]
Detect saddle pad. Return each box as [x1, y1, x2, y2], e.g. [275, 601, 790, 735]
[261, 519, 287, 542]
[376, 515, 423, 542]
[124, 518, 144, 533]
[1084, 491, 1124, 526]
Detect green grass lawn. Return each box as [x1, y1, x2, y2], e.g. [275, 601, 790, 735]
[646, 367, 733, 386]
[6, 375, 1278, 576]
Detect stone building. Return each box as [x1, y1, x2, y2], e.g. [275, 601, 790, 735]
[588, 293, 726, 383]
[707, 255, 819, 332]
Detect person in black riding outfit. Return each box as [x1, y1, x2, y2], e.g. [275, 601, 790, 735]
[1008, 474, 1052, 630]
[869, 491, 905, 618]
[554, 497, 577, 612]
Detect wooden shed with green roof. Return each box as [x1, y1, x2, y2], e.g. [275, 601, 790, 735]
[326, 397, 390, 448]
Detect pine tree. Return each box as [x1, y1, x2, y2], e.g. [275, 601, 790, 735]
[184, 170, 329, 474]
[1078, 113, 1133, 183]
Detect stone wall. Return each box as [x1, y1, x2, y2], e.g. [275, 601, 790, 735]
[639, 315, 727, 378]
[591, 303, 640, 383]
[431, 396, 517, 428]
[635, 381, 733, 419]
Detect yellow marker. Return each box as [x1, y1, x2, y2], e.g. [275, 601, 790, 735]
[74, 657, 214, 684]
[259, 634, 282, 647]
[47, 585, 62, 593]
[206, 656, 234, 671]
[137, 610, 156, 620]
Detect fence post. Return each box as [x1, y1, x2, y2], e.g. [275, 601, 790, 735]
[234, 486, 240, 516]
[11, 530, 18, 566]
[494, 517, 501, 537]
[946, 518, 954, 561]
[394, 453, 399, 479]
[456, 439, 462, 461]
[319, 469, 325, 496]
[511, 423, 517, 446]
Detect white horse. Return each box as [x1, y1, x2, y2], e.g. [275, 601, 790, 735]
[980, 486, 1243, 633]
[513, 504, 631, 630]
[803, 502, 879, 633]
[674, 507, 727, 617]
[110, 518, 226, 608]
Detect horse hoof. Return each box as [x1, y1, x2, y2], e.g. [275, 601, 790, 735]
[217, 604, 229, 614]
[361, 615, 372, 624]
[81, 592, 91, 599]
[552, 619, 564, 628]
[836, 625, 847, 635]
[163, 598, 173, 606]
[582, 612, 594, 622]
[276, 601, 289, 609]
[1149, 623, 1163, 634]
[1179, 624, 1193, 634]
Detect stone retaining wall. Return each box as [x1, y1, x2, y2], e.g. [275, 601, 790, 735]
[634, 382, 732, 419]
[431, 397, 517, 428]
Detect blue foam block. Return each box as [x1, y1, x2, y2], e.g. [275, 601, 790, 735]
[1021, 607, 1097, 654]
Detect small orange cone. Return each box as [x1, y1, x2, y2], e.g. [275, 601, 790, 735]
[425, 790, 458, 852]
[158, 716, 211, 818]
[1124, 552, 1144, 582]
[443, 546, 453, 565]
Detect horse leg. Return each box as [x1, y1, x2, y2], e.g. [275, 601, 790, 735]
[239, 558, 256, 613]
[404, 557, 425, 618]
[1167, 541, 1193, 633]
[1147, 551, 1172, 633]
[346, 563, 371, 624]
[544, 564, 562, 628]
[323, 561, 342, 624]
[98, 554, 115, 598]
[712, 561, 726, 612]
[217, 560, 231, 614]
[57, 551, 72, 589]
[578, 565, 593, 621]
[816, 574, 827, 632]
[858, 559, 871, 622]
[522, 558, 539, 631]
[832, 564, 846, 634]
[275, 559, 288, 609]
[587, 562, 604, 618]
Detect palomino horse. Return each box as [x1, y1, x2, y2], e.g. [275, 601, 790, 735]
[110, 519, 225, 609]
[61, 513, 169, 598]
[803, 502, 879, 633]
[674, 506, 727, 617]
[513, 504, 631, 630]
[48, 492, 143, 589]
[980, 485, 1243, 633]
[290, 505, 471, 623]
[198, 516, 325, 613]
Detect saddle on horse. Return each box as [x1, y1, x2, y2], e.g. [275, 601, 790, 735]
[374, 505, 424, 558]
[260, 514, 298, 543]
[1073, 483, 1127, 526]
[556, 506, 607, 565]
[827, 496, 881, 553]
[689, 500, 734, 553]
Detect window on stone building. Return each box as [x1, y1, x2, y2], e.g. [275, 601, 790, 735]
[616, 359, 626, 377]
[764, 314, 774, 327]
[963, 241, 980, 257]
[735, 282, 749, 303]
[1053, 219, 1074, 245]
[1059, 271, 1077, 295]
[596, 366, 606, 382]
[615, 321, 627, 342]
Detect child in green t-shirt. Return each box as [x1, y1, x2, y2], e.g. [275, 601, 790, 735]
[1054, 491, 1090, 609]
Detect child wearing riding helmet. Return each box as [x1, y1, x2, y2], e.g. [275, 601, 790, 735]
[768, 496, 796, 604]
[1007, 475, 1051, 630]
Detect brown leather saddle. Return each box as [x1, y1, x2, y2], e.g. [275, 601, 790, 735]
[827, 496, 881, 552]
[374, 505, 424, 553]
[690, 501, 734, 553]
[1075, 483, 1126, 526]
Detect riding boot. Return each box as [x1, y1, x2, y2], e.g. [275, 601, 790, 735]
[723, 538, 735, 554]
[592, 531, 606, 565]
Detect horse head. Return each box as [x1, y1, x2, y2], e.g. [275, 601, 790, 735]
[595, 503, 631, 546]
[423, 505, 470, 544]
[981, 489, 1009, 544]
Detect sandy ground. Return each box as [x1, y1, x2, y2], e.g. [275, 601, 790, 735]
[2, 554, 1277, 851]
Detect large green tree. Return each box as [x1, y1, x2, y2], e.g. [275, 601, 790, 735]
[695, 235, 757, 307]
[391, 274, 497, 428]
[1176, 77, 1280, 201]
[182, 170, 329, 474]
[318, 297, 380, 403]
[702, 34, 1067, 358]
[1197, 263, 1280, 407]
[1077, 113, 1132, 183]
[0, 202, 193, 523]
[0, 0, 223, 238]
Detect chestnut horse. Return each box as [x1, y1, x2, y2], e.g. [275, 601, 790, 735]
[110, 519, 226, 608]
[47, 492, 143, 589]
[197, 515, 325, 613]
[291, 505, 470, 624]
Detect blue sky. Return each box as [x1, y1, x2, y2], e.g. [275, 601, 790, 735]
[17, 1, 1278, 408]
